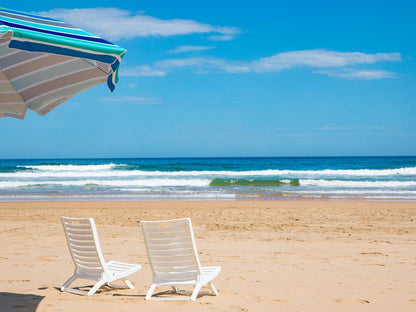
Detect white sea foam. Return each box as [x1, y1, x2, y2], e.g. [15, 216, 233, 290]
[0, 192, 236, 200]
[6, 165, 416, 179]
[20, 164, 118, 171]
[0, 170, 136, 179]
[291, 189, 416, 194]
[299, 179, 416, 188]
[288, 189, 416, 200]
[0, 178, 211, 188]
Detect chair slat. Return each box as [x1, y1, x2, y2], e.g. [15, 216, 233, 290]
[68, 240, 97, 247]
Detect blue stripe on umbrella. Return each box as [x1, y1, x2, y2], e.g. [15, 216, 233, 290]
[2, 20, 114, 45]
[9, 40, 119, 65]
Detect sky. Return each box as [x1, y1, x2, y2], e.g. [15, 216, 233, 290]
[1, 0, 415, 158]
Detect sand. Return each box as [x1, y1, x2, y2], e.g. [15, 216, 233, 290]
[0, 200, 415, 311]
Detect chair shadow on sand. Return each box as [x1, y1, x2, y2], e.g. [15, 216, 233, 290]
[0, 292, 45, 312]
[113, 289, 214, 300]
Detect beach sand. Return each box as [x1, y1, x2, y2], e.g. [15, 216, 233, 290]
[0, 200, 415, 311]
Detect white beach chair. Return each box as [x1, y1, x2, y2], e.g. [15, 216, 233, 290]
[141, 218, 221, 301]
[60, 217, 141, 296]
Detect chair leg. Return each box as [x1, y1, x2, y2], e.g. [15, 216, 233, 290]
[87, 279, 107, 296]
[191, 283, 202, 301]
[171, 286, 180, 293]
[107, 279, 134, 289]
[146, 284, 157, 300]
[123, 279, 135, 289]
[209, 283, 218, 296]
[61, 274, 78, 292]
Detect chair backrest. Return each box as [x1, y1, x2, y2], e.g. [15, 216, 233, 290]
[141, 218, 202, 284]
[61, 217, 107, 278]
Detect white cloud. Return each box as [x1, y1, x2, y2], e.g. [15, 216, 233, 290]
[132, 49, 400, 79]
[208, 34, 236, 41]
[100, 96, 159, 105]
[222, 63, 252, 73]
[251, 50, 401, 72]
[40, 8, 241, 41]
[155, 57, 250, 73]
[168, 45, 215, 54]
[315, 69, 397, 80]
[156, 57, 220, 68]
[121, 65, 166, 77]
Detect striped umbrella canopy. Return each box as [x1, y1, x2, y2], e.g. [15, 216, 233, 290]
[0, 7, 126, 119]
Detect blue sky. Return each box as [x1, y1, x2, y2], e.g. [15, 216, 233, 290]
[1, 0, 415, 158]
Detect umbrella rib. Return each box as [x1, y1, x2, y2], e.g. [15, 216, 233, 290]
[80, 58, 111, 75]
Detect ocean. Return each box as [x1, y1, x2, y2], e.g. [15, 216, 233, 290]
[0, 156, 415, 201]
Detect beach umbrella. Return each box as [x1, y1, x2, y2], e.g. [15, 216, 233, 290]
[0, 7, 126, 119]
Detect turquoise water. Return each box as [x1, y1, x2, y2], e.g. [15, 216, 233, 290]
[0, 156, 416, 201]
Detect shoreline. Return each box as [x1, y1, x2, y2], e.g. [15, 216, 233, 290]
[1, 195, 416, 202]
[1, 200, 415, 311]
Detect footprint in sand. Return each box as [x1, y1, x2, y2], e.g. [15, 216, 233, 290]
[227, 306, 248, 312]
[243, 295, 261, 303]
[36, 255, 58, 261]
[360, 252, 388, 257]
[273, 299, 290, 303]
[304, 257, 330, 263]
[218, 290, 238, 296]
[226, 276, 246, 281]
[3, 279, 31, 283]
[273, 251, 294, 255]
[371, 240, 392, 244]
[334, 298, 370, 304]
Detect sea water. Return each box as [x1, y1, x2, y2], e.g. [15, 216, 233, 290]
[0, 156, 415, 201]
